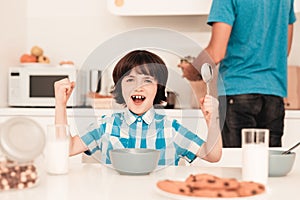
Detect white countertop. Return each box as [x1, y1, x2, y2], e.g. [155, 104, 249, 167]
[0, 163, 298, 200]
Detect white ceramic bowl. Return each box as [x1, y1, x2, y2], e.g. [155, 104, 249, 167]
[110, 148, 160, 175]
[269, 150, 296, 177]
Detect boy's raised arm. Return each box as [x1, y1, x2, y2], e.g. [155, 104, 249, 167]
[54, 78, 75, 124]
[197, 95, 222, 162]
[54, 78, 88, 155]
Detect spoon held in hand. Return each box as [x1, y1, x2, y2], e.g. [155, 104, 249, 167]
[201, 63, 213, 95]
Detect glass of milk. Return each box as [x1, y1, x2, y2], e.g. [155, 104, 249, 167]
[45, 124, 70, 175]
[242, 128, 269, 185]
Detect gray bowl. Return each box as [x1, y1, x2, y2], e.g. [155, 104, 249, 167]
[269, 150, 296, 177]
[110, 148, 160, 175]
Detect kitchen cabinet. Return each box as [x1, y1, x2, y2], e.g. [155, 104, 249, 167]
[107, 0, 212, 16]
[283, 113, 300, 147]
[107, 0, 300, 16]
[1, 108, 299, 164]
[0, 108, 207, 135]
[1, 108, 299, 146]
[285, 66, 300, 109]
[0, 108, 206, 163]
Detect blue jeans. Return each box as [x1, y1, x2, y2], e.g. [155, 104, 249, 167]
[219, 94, 285, 147]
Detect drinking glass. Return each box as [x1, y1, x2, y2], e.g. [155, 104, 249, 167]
[45, 124, 70, 175]
[242, 128, 269, 185]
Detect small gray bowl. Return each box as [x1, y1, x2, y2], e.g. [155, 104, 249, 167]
[269, 150, 296, 177]
[110, 148, 160, 175]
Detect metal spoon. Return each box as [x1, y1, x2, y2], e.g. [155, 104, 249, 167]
[201, 63, 213, 95]
[282, 141, 300, 154]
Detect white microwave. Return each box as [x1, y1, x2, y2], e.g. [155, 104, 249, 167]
[8, 66, 82, 107]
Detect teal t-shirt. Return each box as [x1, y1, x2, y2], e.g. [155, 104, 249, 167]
[208, 0, 296, 97]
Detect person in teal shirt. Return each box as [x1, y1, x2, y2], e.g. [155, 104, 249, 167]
[179, 0, 296, 147]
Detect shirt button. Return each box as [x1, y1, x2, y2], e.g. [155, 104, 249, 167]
[137, 117, 142, 122]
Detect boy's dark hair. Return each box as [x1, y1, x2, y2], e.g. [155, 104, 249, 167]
[112, 50, 168, 105]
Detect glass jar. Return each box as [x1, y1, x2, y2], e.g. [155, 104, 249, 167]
[0, 159, 38, 191]
[0, 117, 45, 191]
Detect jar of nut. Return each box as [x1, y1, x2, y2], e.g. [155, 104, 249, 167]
[0, 117, 45, 191]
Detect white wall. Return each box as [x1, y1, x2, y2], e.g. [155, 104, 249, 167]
[0, 0, 299, 107]
[26, 0, 211, 64]
[27, 0, 212, 109]
[0, 0, 27, 107]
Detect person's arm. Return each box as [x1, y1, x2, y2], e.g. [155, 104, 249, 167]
[200, 117, 222, 162]
[287, 24, 294, 56]
[54, 78, 75, 124]
[69, 135, 89, 156]
[205, 22, 232, 64]
[54, 78, 88, 155]
[178, 22, 232, 81]
[197, 95, 222, 162]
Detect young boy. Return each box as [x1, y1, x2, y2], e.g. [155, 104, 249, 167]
[55, 50, 222, 165]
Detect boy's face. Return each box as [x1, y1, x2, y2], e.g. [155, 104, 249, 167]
[121, 69, 158, 116]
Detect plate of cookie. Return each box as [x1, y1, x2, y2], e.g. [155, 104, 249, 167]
[156, 173, 268, 199]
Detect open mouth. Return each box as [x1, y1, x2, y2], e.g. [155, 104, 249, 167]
[131, 95, 146, 103]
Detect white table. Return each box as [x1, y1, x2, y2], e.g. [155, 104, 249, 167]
[0, 163, 299, 200]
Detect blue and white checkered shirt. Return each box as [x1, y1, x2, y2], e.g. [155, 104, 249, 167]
[81, 107, 204, 165]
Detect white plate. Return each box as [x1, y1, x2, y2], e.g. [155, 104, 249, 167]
[20, 63, 54, 67]
[155, 184, 268, 200]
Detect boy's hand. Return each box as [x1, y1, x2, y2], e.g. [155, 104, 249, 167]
[198, 95, 222, 162]
[200, 95, 219, 126]
[54, 78, 75, 107]
[177, 60, 202, 81]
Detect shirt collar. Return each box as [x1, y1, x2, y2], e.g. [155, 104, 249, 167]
[124, 107, 155, 125]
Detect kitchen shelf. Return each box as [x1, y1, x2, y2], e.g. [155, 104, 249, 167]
[107, 0, 300, 16]
[107, 0, 212, 16]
